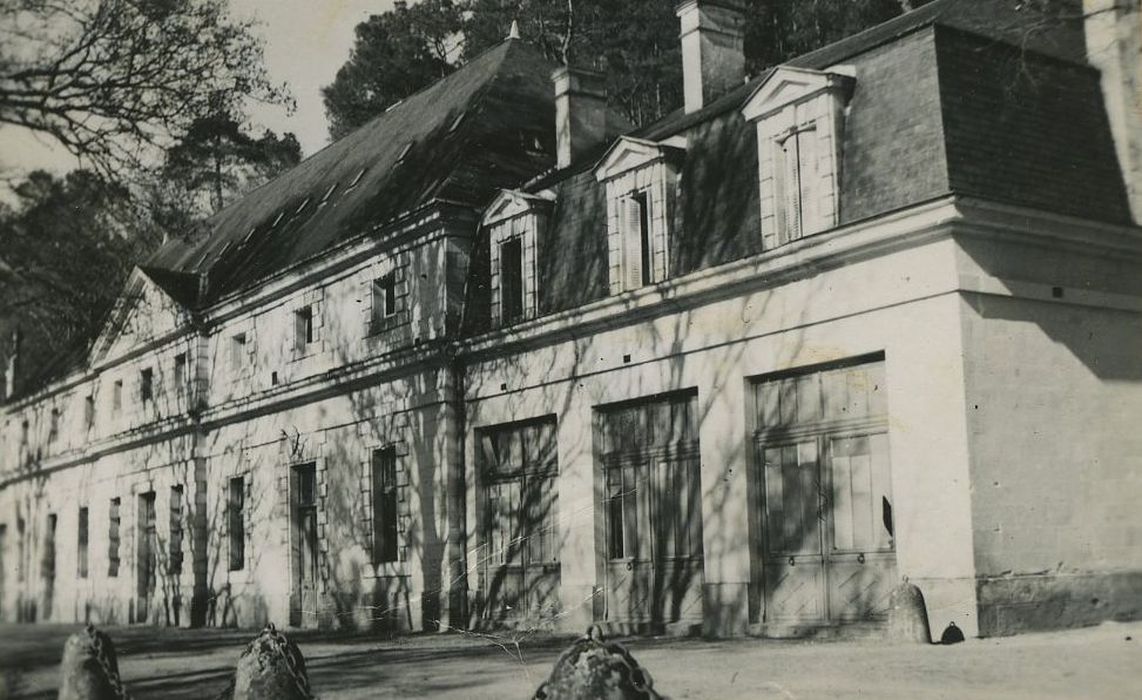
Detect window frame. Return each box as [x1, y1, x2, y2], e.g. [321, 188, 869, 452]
[227, 476, 246, 571]
[371, 447, 400, 566]
[77, 506, 89, 579]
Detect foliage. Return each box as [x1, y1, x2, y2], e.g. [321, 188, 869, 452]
[162, 112, 301, 215]
[322, 0, 463, 140]
[0, 170, 164, 385]
[0, 0, 290, 177]
[324, 0, 931, 135]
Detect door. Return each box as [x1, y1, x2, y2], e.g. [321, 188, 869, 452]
[824, 433, 896, 620]
[760, 441, 827, 622]
[754, 359, 896, 625]
[604, 453, 703, 625]
[479, 419, 561, 624]
[136, 494, 156, 622]
[598, 392, 704, 626]
[289, 463, 319, 627]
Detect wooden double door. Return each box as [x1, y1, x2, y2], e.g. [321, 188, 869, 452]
[754, 358, 897, 625]
[759, 431, 896, 623]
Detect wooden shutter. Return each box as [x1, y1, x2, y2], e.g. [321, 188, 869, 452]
[780, 135, 802, 243]
[622, 195, 645, 291]
[797, 129, 818, 235]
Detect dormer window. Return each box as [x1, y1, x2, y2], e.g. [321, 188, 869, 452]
[483, 189, 553, 327]
[595, 136, 684, 293]
[742, 65, 855, 250]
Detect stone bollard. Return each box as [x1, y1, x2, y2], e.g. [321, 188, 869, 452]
[533, 625, 662, 700]
[58, 624, 130, 700]
[886, 577, 932, 644]
[217, 623, 313, 700]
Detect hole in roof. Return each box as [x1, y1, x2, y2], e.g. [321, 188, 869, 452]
[294, 197, 310, 215]
[384, 99, 404, 113]
[319, 182, 338, 205]
[449, 111, 467, 132]
[195, 252, 209, 268]
[395, 142, 413, 163]
[271, 211, 285, 228]
[348, 167, 367, 189]
[241, 227, 256, 244]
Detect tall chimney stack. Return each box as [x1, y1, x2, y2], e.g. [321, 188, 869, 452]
[675, 0, 747, 114]
[552, 66, 608, 169]
[1084, 0, 1142, 222]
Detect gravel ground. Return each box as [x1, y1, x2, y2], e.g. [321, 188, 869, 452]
[1, 620, 1139, 699]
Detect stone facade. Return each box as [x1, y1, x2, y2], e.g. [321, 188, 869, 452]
[1, 0, 1141, 639]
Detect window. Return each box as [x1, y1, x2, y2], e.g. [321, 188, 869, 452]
[372, 273, 397, 328]
[292, 463, 319, 588]
[621, 190, 653, 290]
[16, 517, 26, 583]
[173, 353, 187, 396]
[228, 476, 245, 571]
[84, 395, 95, 430]
[107, 498, 120, 577]
[294, 306, 314, 353]
[499, 237, 524, 324]
[112, 380, 123, 411]
[169, 485, 184, 575]
[49, 408, 60, 442]
[140, 368, 154, 403]
[77, 506, 89, 578]
[230, 333, 247, 370]
[21, 420, 28, 445]
[371, 447, 399, 565]
[740, 66, 854, 250]
[477, 418, 560, 617]
[482, 189, 551, 327]
[593, 137, 680, 294]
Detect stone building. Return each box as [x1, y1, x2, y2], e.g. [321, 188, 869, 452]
[1, 0, 1140, 638]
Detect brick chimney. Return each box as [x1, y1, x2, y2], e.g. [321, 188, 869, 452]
[1084, 0, 1142, 222]
[552, 66, 608, 169]
[675, 0, 747, 114]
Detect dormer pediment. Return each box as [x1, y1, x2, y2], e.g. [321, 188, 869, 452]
[482, 189, 555, 227]
[741, 65, 855, 122]
[594, 137, 684, 182]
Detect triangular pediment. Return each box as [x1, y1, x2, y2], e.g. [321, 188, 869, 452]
[89, 268, 187, 366]
[594, 137, 672, 182]
[742, 66, 855, 122]
[482, 189, 555, 226]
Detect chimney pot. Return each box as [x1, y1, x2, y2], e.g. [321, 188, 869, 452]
[552, 66, 608, 169]
[675, 0, 747, 113]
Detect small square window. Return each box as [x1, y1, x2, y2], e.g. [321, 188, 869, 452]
[372, 274, 397, 328]
[230, 333, 247, 370]
[294, 307, 314, 353]
[140, 368, 154, 403]
[173, 353, 188, 395]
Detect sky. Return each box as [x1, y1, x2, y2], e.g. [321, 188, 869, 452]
[0, 0, 398, 177]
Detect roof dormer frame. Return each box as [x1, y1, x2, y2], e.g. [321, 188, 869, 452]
[482, 188, 555, 227]
[594, 136, 684, 183]
[741, 65, 855, 123]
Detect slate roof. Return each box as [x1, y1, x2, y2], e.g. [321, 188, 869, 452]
[147, 38, 627, 306]
[462, 0, 1131, 334]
